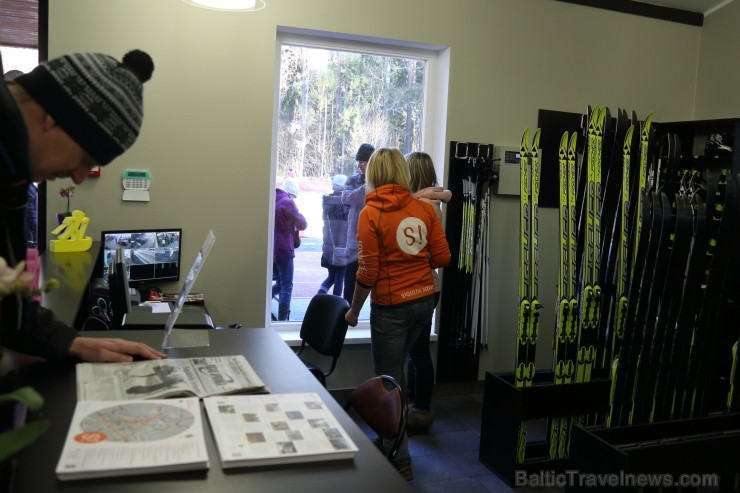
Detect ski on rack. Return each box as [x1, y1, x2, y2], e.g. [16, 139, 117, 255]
[549, 130, 579, 459]
[470, 150, 495, 353]
[607, 111, 654, 427]
[610, 124, 635, 364]
[664, 170, 718, 420]
[454, 154, 476, 346]
[608, 189, 658, 427]
[682, 171, 740, 418]
[631, 112, 653, 278]
[647, 192, 693, 423]
[627, 191, 672, 425]
[553, 105, 605, 455]
[575, 105, 605, 385]
[595, 109, 630, 371]
[514, 127, 542, 464]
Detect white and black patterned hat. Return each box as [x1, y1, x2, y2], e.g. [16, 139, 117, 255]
[16, 50, 154, 165]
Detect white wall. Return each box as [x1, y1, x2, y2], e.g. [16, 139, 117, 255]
[695, 0, 740, 119]
[46, 0, 704, 385]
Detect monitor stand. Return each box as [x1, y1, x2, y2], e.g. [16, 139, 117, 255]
[163, 328, 210, 349]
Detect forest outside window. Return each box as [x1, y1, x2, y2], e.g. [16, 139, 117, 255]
[271, 30, 447, 331]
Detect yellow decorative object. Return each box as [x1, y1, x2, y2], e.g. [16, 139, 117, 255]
[48, 251, 92, 290]
[50, 210, 93, 252]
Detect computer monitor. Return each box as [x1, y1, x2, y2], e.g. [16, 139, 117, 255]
[101, 228, 182, 286]
[108, 248, 132, 329]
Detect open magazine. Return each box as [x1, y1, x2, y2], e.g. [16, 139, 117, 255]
[203, 393, 358, 468]
[56, 398, 209, 481]
[76, 355, 269, 401]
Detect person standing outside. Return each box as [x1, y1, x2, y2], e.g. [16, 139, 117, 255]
[405, 151, 452, 433]
[344, 148, 451, 480]
[272, 178, 307, 321]
[318, 174, 349, 296]
[340, 143, 374, 305]
[1, 50, 166, 363]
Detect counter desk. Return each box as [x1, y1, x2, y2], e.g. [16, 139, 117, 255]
[8, 327, 413, 492]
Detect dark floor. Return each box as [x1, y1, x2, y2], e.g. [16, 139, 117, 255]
[406, 382, 562, 493]
[335, 381, 734, 493]
[335, 381, 563, 493]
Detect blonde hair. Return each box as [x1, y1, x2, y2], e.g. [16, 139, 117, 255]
[366, 148, 410, 191]
[406, 152, 438, 193]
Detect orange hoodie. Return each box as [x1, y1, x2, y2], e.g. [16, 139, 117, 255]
[356, 184, 451, 306]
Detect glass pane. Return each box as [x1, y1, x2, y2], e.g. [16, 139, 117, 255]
[273, 44, 426, 323]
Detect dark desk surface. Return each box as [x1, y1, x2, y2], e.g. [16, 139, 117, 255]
[9, 328, 413, 493]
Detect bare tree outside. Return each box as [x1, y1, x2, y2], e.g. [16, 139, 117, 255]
[277, 45, 426, 180]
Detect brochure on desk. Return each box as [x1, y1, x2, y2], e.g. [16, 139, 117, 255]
[76, 355, 268, 401]
[56, 397, 209, 481]
[203, 393, 358, 468]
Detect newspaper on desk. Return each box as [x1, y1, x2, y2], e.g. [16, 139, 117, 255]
[76, 355, 269, 401]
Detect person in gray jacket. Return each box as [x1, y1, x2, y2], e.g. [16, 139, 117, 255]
[340, 143, 374, 305]
[318, 174, 349, 296]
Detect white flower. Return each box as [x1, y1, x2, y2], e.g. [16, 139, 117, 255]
[0, 257, 57, 298]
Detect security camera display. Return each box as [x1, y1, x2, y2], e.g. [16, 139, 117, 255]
[102, 229, 182, 283]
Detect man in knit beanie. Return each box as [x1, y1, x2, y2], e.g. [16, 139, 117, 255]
[0, 49, 166, 363]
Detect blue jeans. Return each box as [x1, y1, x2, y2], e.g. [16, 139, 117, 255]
[407, 292, 440, 411]
[319, 264, 346, 296]
[271, 258, 294, 320]
[370, 295, 434, 462]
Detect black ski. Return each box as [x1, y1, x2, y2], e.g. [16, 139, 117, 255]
[648, 192, 695, 422]
[662, 178, 714, 420]
[682, 171, 740, 417]
[628, 191, 674, 424]
[550, 131, 578, 459]
[514, 128, 542, 463]
[608, 189, 653, 427]
[575, 105, 605, 384]
[596, 109, 631, 370]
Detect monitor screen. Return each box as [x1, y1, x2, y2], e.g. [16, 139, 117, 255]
[101, 229, 182, 284]
[107, 248, 131, 328]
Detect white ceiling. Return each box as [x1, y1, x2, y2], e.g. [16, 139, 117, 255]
[633, 0, 734, 16]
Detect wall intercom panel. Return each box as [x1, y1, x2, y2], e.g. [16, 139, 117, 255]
[492, 146, 521, 196]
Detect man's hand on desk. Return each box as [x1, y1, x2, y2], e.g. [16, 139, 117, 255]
[68, 337, 167, 362]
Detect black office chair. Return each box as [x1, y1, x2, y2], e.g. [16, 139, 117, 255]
[295, 294, 350, 387]
[343, 375, 407, 461]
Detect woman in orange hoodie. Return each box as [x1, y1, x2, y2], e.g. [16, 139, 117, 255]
[345, 148, 451, 480]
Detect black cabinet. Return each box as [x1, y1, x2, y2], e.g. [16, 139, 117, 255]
[653, 117, 740, 173]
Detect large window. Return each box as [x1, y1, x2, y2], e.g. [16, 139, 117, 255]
[0, 46, 38, 72]
[271, 30, 448, 328]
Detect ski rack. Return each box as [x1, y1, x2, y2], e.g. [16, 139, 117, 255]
[437, 141, 498, 383]
[567, 414, 740, 492]
[479, 369, 611, 486]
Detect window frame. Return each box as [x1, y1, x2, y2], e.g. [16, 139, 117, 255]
[268, 27, 449, 336]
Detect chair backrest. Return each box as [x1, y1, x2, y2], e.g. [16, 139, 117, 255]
[344, 375, 407, 460]
[299, 294, 350, 361]
[296, 294, 350, 383]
